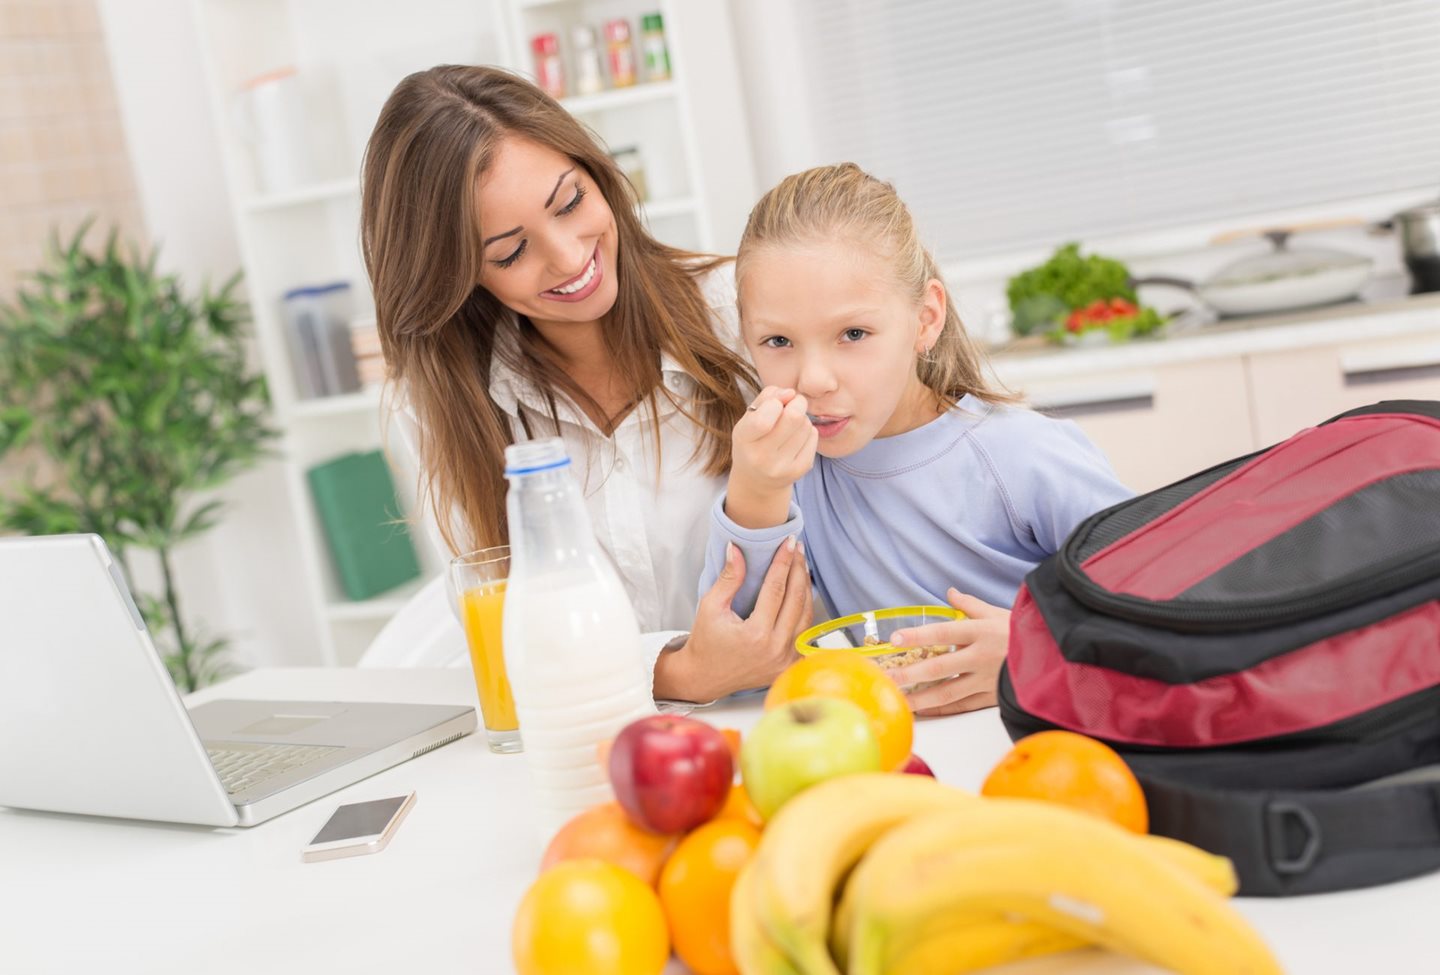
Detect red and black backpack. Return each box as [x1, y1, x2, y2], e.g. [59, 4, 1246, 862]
[1000, 400, 1440, 895]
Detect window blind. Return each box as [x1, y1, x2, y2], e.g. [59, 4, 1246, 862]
[796, 0, 1440, 258]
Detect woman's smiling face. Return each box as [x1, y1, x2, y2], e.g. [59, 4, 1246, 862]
[475, 137, 620, 325]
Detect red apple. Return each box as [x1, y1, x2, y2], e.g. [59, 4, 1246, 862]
[900, 753, 936, 777]
[608, 715, 734, 834]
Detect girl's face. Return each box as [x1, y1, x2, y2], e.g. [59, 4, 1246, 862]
[475, 137, 620, 326]
[740, 240, 945, 459]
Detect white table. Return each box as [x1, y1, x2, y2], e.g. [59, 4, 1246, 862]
[2, 668, 1434, 974]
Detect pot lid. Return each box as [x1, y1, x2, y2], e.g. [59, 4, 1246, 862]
[1396, 200, 1440, 220]
[1208, 234, 1372, 290]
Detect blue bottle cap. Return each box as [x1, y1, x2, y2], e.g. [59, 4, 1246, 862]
[504, 437, 571, 476]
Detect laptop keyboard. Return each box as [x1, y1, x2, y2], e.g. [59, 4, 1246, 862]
[205, 741, 341, 795]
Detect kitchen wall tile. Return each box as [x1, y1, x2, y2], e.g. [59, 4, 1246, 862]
[98, 157, 133, 197]
[62, 1, 101, 37]
[0, 166, 42, 207]
[92, 114, 124, 154]
[0, 0, 143, 297]
[0, 79, 22, 119]
[0, 40, 21, 77]
[67, 118, 93, 157]
[86, 78, 116, 116]
[30, 119, 60, 156]
[0, 120, 33, 161]
[21, 80, 57, 117]
[32, 3, 65, 37]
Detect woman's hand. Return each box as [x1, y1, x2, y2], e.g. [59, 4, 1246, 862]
[725, 386, 819, 530]
[886, 589, 1011, 717]
[653, 539, 813, 702]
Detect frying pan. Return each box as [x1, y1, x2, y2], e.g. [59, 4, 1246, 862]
[1134, 220, 1373, 318]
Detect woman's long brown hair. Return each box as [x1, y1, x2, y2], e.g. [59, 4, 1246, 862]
[361, 65, 755, 554]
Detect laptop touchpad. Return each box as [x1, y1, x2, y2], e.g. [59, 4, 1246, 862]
[237, 714, 335, 736]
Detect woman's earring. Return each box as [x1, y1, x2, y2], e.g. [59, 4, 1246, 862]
[919, 344, 936, 364]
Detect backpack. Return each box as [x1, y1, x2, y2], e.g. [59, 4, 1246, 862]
[999, 400, 1440, 895]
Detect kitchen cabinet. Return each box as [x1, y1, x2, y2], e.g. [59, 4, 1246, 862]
[1246, 335, 1440, 445]
[994, 303, 1440, 494]
[1011, 358, 1256, 493]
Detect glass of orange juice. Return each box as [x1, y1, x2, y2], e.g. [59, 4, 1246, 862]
[447, 546, 521, 754]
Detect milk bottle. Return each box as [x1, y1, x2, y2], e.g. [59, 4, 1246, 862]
[501, 438, 656, 841]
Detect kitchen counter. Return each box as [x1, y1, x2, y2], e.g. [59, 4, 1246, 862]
[991, 276, 1440, 385]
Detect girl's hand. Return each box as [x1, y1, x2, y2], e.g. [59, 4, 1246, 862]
[654, 539, 813, 701]
[726, 386, 819, 529]
[886, 589, 1011, 717]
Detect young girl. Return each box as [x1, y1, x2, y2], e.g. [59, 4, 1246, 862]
[700, 163, 1132, 715]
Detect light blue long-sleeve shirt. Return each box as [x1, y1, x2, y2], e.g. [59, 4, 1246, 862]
[699, 395, 1134, 619]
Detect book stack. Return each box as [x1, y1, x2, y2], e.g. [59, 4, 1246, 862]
[350, 318, 386, 390]
[283, 281, 361, 399]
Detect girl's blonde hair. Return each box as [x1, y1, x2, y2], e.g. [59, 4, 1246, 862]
[360, 66, 755, 554]
[735, 162, 1017, 408]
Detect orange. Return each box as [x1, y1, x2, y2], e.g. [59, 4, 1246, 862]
[981, 730, 1149, 834]
[540, 802, 676, 886]
[712, 781, 764, 829]
[764, 651, 914, 771]
[513, 858, 670, 975]
[658, 818, 762, 975]
[720, 727, 742, 765]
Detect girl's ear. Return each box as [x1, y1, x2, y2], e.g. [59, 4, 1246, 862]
[916, 277, 946, 354]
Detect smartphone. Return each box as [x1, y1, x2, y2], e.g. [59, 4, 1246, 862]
[301, 793, 416, 863]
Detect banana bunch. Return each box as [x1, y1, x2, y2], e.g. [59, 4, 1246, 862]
[731, 774, 1283, 975]
[738, 772, 976, 975]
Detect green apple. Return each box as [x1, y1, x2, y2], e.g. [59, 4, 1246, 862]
[740, 696, 883, 820]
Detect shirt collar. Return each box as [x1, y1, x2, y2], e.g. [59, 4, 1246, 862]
[832, 394, 992, 477]
[487, 324, 696, 423]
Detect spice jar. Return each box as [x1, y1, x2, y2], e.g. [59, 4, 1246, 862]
[604, 19, 637, 88]
[610, 146, 648, 202]
[639, 13, 671, 83]
[571, 24, 605, 97]
[531, 33, 565, 99]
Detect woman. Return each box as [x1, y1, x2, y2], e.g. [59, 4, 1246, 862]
[359, 65, 810, 703]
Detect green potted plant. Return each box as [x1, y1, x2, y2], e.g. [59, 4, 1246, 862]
[0, 222, 278, 691]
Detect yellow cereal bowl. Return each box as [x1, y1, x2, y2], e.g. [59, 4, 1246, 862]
[796, 605, 964, 691]
[796, 605, 961, 660]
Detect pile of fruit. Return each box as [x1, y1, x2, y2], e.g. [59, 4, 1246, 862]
[511, 652, 1282, 975]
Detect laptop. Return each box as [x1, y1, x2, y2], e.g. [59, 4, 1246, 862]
[0, 534, 476, 827]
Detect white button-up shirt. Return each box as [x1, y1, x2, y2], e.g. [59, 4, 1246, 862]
[396, 264, 743, 689]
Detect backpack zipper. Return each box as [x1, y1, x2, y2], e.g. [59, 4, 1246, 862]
[1055, 545, 1440, 632]
[1056, 405, 1440, 632]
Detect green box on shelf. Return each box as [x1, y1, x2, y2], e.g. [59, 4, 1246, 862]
[307, 449, 421, 601]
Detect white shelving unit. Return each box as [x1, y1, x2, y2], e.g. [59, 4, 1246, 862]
[189, 0, 756, 666]
[500, 0, 758, 251]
